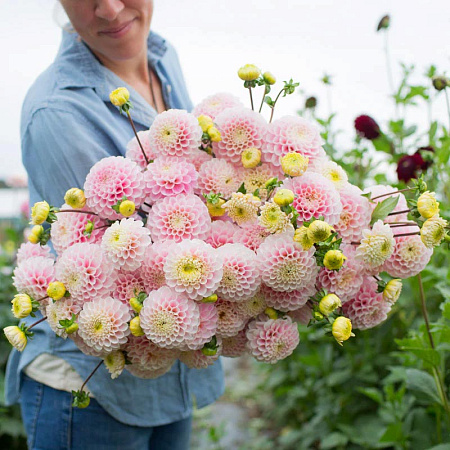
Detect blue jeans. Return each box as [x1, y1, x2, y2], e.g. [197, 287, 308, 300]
[19, 375, 192, 450]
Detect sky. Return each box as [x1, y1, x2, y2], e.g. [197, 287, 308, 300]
[1, 0, 449, 180]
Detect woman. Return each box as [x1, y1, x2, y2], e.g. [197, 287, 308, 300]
[5, 1, 224, 449]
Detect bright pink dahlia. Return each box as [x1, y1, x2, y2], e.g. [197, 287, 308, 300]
[184, 303, 218, 350]
[139, 286, 200, 349]
[101, 218, 151, 271]
[364, 185, 409, 223]
[288, 305, 312, 325]
[148, 109, 202, 158]
[147, 194, 211, 243]
[125, 130, 157, 169]
[342, 277, 391, 330]
[16, 242, 53, 265]
[46, 297, 81, 339]
[205, 220, 239, 249]
[164, 239, 223, 301]
[197, 158, 241, 199]
[283, 172, 343, 225]
[185, 149, 213, 171]
[84, 156, 147, 220]
[212, 107, 267, 165]
[222, 329, 249, 357]
[113, 269, 148, 310]
[13, 256, 55, 300]
[261, 284, 312, 312]
[216, 243, 261, 302]
[246, 317, 300, 363]
[179, 340, 222, 369]
[262, 116, 325, 167]
[383, 225, 432, 278]
[51, 204, 106, 256]
[140, 242, 173, 291]
[193, 92, 243, 120]
[257, 233, 319, 292]
[143, 157, 198, 203]
[55, 242, 117, 304]
[234, 223, 271, 252]
[215, 298, 248, 338]
[77, 296, 131, 354]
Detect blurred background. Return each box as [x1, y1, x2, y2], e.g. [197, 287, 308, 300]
[1, 1, 449, 449]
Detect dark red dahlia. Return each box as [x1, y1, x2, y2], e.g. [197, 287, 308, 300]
[396, 154, 424, 182]
[354, 115, 381, 140]
[415, 146, 434, 170]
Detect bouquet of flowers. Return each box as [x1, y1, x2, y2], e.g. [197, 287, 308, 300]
[4, 65, 449, 408]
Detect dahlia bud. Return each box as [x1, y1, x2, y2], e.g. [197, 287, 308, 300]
[319, 294, 342, 315]
[201, 346, 218, 356]
[383, 279, 402, 304]
[263, 71, 276, 85]
[28, 225, 45, 244]
[30, 201, 50, 225]
[241, 147, 261, 169]
[72, 390, 90, 409]
[293, 226, 314, 250]
[376, 15, 390, 31]
[129, 297, 143, 313]
[264, 307, 278, 320]
[104, 350, 125, 379]
[323, 250, 346, 270]
[208, 127, 222, 142]
[238, 64, 261, 81]
[305, 97, 317, 109]
[65, 323, 79, 335]
[354, 115, 381, 140]
[47, 281, 67, 301]
[332, 316, 355, 346]
[109, 87, 130, 106]
[3, 325, 28, 352]
[307, 220, 332, 243]
[432, 76, 449, 92]
[206, 198, 226, 217]
[64, 188, 86, 209]
[273, 189, 295, 207]
[84, 220, 95, 237]
[130, 316, 145, 336]
[264, 177, 278, 189]
[281, 152, 309, 177]
[119, 200, 136, 217]
[11, 294, 33, 319]
[420, 215, 448, 248]
[417, 191, 439, 219]
[313, 310, 324, 321]
[197, 114, 214, 132]
[201, 294, 218, 303]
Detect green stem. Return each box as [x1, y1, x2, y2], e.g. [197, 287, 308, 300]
[445, 89, 450, 132]
[269, 89, 285, 123]
[371, 187, 414, 200]
[28, 316, 47, 330]
[81, 360, 104, 393]
[126, 111, 149, 165]
[58, 209, 97, 215]
[258, 85, 268, 113]
[248, 87, 254, 111]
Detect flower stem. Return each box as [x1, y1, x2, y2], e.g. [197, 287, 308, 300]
[387, 209, 411, 216]
[36, 295, 49, 302]
[248, 87, 254, 111]
[445, 89, 450, 132]
[58, 209, 97, 216]
[269, 89, 285, 123]
[393, 232, 419, 238]
[126, 111, 149, 165]
[371, 187, 414, 200]
[81, 360, 104, 393]
[389, 223, 419, 229]
[258, 85, 268, 113]
[28, 316, 47, 330]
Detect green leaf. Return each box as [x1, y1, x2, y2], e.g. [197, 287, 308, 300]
[370, 195, 400, 225]
[379, 422, 403, 443]
[372, 134, 393, 154]
[358, 387, 383, 404]
[406, 369, 442, 405]
[428, 445, 450, 450]
[320, 432, 349, 449]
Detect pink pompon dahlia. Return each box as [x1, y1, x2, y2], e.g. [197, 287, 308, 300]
[257, 233, 319, 292]
[147, 194, 211, 243]
[13, 256, 55, 301]
[185, 149, 213, 172]
[261, 283, 312, 312]
[139, 286, 200, 349]
[113, 269, 148, 309]
[222, 329, 249, 357]
[240, 164, 278, 201]
[125, 130, 157, 169]
[51, 204, 107, 256]
[77, 296, 131, 354]
[55, 242, 117, 304]
[71, 333, 105, 358]
[140, 242, 173, 291]
[16, 242, 53, 265]
[46, 297, 81, 339]
[246, 317, 300, 363]
[84, 156, 147, 220]
[179, 340, 222, 369]
[184, 303, 218, 350]
[212, 107, 267, 165]
[282, 172, 343, 225]
[205, 220, 239, 249]
[334, 185, 372, 243]
[164, 239, 223, 301]
[143, 157, 198, 203]
[101, 218, 151, 271]
[235, 289, 267, 319]
[288, 305, 312, 325]
[364, 185, 409, 223]
[216, 243, 261, 301]
[383, 225, 432, 278]
[343, 277, 391, 330]
[215, 298, 248, 338]
[197, 158, 241, 199]
[262, 116, 325, 167]
[307, 158, 349, 191]
[193, 92, 243, 120]
[234, 223, 271, 252]
[148, 109, 202, 158]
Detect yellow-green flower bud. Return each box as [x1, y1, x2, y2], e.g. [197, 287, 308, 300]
[201, 346, 218, 356]
[281, 152, 309, 177]
[273, 189, 295, 207]
[202, 294, 218, 303]
[30, 201, 50, 225]
[65, 323, 79, 335]
[119, 200, 136, 217]
[197, 115, 214, 132]
[307, 220, 332, 243]
[323, 250, 346, 270]
[264, 177, 278, 189]
[208, 127, 222, 142]
[332, 316, 355, 346]
[420, 215, 448, 248]
[129, 297, 143, 313]
[293, 226, 314, 250]
[417, 191, 439, 219]
[28, 225, 45, 244]
[3, 326, 28, 352]
[241, 147, 261, 169]
[238, 64, 261, 81]
[11, 294, 33, 319]
[319, 294, 342, 315]
[64, 188, 86, 209]
[263, 71, 276, 85]
[264, 307, 278, 320]
[313, 310, 324, 321]
[47, 281, 66, 301]
[383, 279, 402, 304]
[432, 75, 449, 92]
[109, 87, 130, 106]
[130, 316, 145, 336]
[207, 198, 226, 217]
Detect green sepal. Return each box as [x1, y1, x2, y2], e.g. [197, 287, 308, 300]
[72, 390, 91, 409]
[111, 196, 128, 213]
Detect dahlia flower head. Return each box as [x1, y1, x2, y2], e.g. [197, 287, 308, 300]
[282, 172, 343, 225]
[163, 239, 223, 301]
[307, 157, 349, 191]
[212, 107, 267, 166]
[364, 185, 409, 223]
[205, 220, 239, 249]
[84, 156, 147, 220]
[239, 163, 278, 201]
[215, 298, 249, 338]
[343, 277, 391, 330]
[184, 303, 218, 350]
[221, 329, 249, 358]
[179, 340, 222, 369]
[246, 317, 300, 364]
[234, 222, 271, 252]
[16, 242, 53, 265]
[236, 289, 267, 319]
[46, 297, 81, 339]
[113, 269, 148, 310]
[288, 305, 312, 325]
[148, 109, 202, 158]
[147, 194, 211, 243]
[262, 116, 325, 168]
[140, 242, 173, 291]
[185, 149, 213, 172]
[125, 130, 157, 169]
[193, 92, 243, 120]
[261, 283, 312, 312]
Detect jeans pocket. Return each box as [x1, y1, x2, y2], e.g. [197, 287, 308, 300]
[20, 374, 44, 450]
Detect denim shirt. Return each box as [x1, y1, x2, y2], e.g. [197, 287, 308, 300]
[5, 29, 224, 427]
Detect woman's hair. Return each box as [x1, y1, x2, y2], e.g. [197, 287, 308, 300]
[53, 2, 75, 33]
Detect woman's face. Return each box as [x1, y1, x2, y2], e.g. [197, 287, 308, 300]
[60, 0, 154, 62]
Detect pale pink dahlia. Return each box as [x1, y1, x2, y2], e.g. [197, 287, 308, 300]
[364, 185, 409, 223]
[334, 185, 372, 243]
[140, 243, 173, 291]
[84, 156, 147, 220]
[179, 340, 222, 369]
[77, 296, 131, 354]
[216, 243, 261, 301]
[13, 256, 55, 300]
[205, 220, 239, 249]
[212, 107, 267, 165]
[71, 333, 105, 358]
[262, 116, 325, 167]
[185, 149, 213, 171]
[101, 218, 151, 271]
[282, 172, 343, 225]
[126, 130, 157, 169]
[193, 92, 243, 120]
[240, 164, 277, 201]
[113, 269, 148, 309]
[307, 158, 349, 191]
[197, 158, 241, 199]
[164, 239, 223, 301]
[215, 298, 248, 338]
[288, 305, 312, 325]
[234, 223, 271, 252]
[46, 297, 81, 339]
[246, 317, 300, 363]
[127, 364, 174, 379]
[16, 242, 53, 265]
[148, 109, 202, 158]
[257, 233, 319, 292]
[235, 289, 267, 318]
[222, 329, 249, 357]
[50, 204, 106, 256]
[261, 284, 312, 312]
[147, 194, 211, 243]
[143, 157, 198, 203]
[184, 303, 218, 350]
[383, 226, 432, 278]
[55, 242, 117, 304]
[139, 286, 200, 349]
[343, 277, 391, 330]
